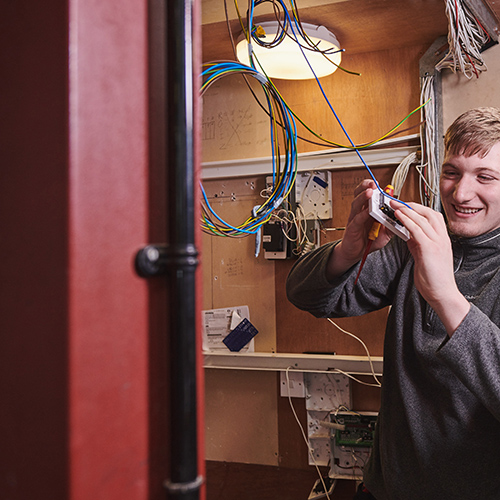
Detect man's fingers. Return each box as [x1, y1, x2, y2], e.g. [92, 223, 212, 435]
[391, 201, 446, 240]
[353, 179, 377, 198]
[347, 181, 379, 224]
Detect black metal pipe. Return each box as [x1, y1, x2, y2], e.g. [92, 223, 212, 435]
[164, 0, 200, 499]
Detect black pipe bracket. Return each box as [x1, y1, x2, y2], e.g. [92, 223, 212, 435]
[134, 244, 199, 278]
[164, 475, 204, 496]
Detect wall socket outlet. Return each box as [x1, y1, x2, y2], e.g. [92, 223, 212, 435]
[280, 371, 306, 398]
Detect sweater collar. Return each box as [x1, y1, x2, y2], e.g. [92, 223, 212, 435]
[450, 226, 500, 247]
[450, 226, 500, 264]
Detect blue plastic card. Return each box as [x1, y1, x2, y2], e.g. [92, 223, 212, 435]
[223, 318, 259, 352]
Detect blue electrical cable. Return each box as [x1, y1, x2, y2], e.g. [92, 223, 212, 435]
[246, 0, 412, 210]
[200, 60, 298, 236]
[201, 0, 414, 238]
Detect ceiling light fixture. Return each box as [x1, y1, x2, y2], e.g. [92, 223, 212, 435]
[236, 21, 342, 80]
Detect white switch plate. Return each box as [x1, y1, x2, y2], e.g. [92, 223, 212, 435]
[280, 371, 306, 398]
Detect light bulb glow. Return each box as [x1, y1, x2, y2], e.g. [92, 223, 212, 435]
[236, 22, 342, 80]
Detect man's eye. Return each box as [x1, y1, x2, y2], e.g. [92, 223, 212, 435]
[478, 175, 494, 182]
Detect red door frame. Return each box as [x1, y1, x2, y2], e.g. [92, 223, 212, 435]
[0, 0, 204, 498]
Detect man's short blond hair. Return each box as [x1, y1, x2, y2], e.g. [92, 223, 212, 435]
[444, 107, 500, 158]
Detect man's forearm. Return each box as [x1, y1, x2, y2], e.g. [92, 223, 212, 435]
[325, 241, 361, 281]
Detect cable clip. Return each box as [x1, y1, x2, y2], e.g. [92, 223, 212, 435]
[253, 205, 262, 257]
[273, 197, 283, 209]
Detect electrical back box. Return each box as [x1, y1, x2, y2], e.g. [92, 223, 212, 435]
[264, 175, 296, 259]
[295, 171, 332, 220]
[305, 373, 351, 410]
[304, 373, 351, 466]
[263, 221, 287, 258]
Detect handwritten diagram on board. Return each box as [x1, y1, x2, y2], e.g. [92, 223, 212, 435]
[202, 76, 271, 162]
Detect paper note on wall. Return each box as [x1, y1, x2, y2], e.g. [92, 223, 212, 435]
[202, 305, 255, 352]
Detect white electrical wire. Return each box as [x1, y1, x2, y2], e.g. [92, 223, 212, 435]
[418, 1, 490, 212]
[390, 151, 418, 199]
[270, 203, 317, 256]
[285, 366, 332, 500]
[436, 0, 489, 79]
[284, 365, 381, 388]
[418, 75, 441, 210]
[326, 319, 382, 388]
[295, 204, 311, 250]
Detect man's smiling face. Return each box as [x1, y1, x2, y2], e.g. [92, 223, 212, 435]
[440, 141, 500, 238]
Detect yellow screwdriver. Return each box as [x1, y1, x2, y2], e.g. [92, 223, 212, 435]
[354, 185, 394, 286]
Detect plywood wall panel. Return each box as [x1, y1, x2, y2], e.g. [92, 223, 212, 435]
[202, 45, 426, 162]
[201, 0, 448, 61]
[202, 76, 271, 163]
[202, 39, 425, 469]
[202, 176, 277, 352]
[274, 45, 425, 154]
[205, 369, 279, 465]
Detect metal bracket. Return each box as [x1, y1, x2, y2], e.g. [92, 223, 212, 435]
[419, 35, 448, 78]
[463, 0, 499, 43]
[164, 475, 204, 495]
[135, 244, 198, 278]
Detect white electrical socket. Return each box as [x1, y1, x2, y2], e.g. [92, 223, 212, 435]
[369, 189, 410, 241]
[280, 371, 306, 398]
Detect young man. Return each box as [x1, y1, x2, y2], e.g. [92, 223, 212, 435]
[286, 107, 500, 500]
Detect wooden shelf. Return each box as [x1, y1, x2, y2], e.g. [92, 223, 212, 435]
[204, 351, 383, 376]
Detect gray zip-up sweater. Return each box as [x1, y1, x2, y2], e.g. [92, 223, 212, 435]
[286, 227, 500, 500]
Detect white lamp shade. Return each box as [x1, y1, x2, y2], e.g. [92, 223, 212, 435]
[236, 22, 342, 80]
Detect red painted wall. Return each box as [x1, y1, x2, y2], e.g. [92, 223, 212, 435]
[68, 0, 151, 497]
[0, 0, 203, 499]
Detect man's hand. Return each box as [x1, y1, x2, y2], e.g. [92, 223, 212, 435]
[326, 180, 392, 280]
[393, 201, 470, 336]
